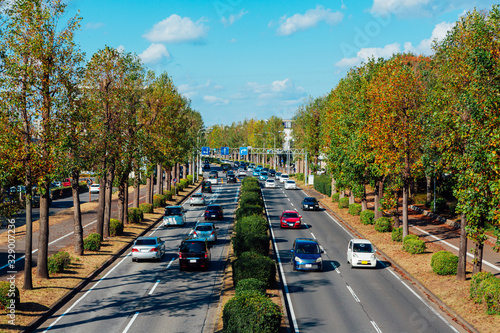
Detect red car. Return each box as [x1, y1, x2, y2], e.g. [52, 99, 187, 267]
[62, 178, 71, 187]
[280, 210, 302, 229]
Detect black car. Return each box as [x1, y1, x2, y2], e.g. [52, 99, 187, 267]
[227, 174, 237, 183]
[203, 164, 211, 171]
[222, 164, 231, 171]
[234, 161, 240, 168]
[204, 204, 223, 220]
[201, 181, 212, 193]
[301, 197, 320, 211]
[269, 169, 276, 177]
[178, 239, 211, 271]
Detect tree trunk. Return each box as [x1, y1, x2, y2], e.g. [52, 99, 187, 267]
[472, 242, 484, 275]
[456, 213, 467, 281]
[166, 167, 172, 191]
[402, 152, 410, 238]
[145, 176, 151, 204]
[393, 190, 401, 229]
[23, 175, 33, 290]
[71, 169, 83, 255]
[96, 174, 107, 237]
[103, 162, 115, 238]
[175, 162, 180, 182]
[374, 178, 385, 220]
[331, 178, 337, 195]
[133, 170, 140, 208]
[36, 180, 50, 279]
[149, 172, 154, 202]
[426, 174, 432, 203]
[157, 163, 163, 195]
[361, 184, 367, 211]
[118, 180, 126, 224]
[124, 178, 129, 224]
[349, 190, 355, 205]
[339, 190, 345, 199]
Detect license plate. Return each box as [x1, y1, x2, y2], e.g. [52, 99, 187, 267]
[141, 249, 149, 252]
[211, 214, 216, 217]
[305, 264, 312, 268]
[190, 259, 197, 263]
[288, 223, 294, 227]
[361, 261, 368, 265]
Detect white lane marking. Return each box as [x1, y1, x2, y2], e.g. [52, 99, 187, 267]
[122, 311, 140, 333]
[331, 262, 340, 274]
[319, 245, 327, 255]
[166, 257, 175, 269]
[262, 190, 300, 333]
[149, 221, 165, 236]
[148, 280, 161, 295]
[371, 321, 382, 333]
[410, 224, 500, 272]
[310, 232, 316, 240]
[384, 264, 459, 333]
[287, 198, 290, 201]
[0, 219, 97, 271]
[290, 203, 294, 207]
[43, 253, 132, 332]
[346, 285, 360, 302]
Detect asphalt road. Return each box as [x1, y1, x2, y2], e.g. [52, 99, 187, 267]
[36, 166, 239, 333]
[262, 179, 467, 333]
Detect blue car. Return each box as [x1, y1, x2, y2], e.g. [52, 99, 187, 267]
[259, 171, 268, 181]
[291, 238, 324, 271]
[252, 169, 260, 176]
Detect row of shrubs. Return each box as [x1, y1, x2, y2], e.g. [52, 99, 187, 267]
[223, 177, 281, 333]
[313, 174, 331, 196]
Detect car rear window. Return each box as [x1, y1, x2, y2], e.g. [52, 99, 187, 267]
[165, 207, 182, 215]
[267, 179, 275, 183]
[196, 225, 213, 231]
[180, 242, 205, 253]
[286, 180, 295, 184]
[136, 239, 156, 246]
[192, 194, 203, 198]
[207, 205, 221, 211]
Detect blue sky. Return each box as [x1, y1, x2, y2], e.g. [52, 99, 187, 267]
[68, 0, 497, 126]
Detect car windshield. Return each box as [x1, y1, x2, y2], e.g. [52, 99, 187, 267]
[196, 225, 213, 231]
[282, 212, 299, 219]
[165, 207, 182, 215]
[353, 243, 374, 253]
[136, 239, 157, 246]
[180, 241, 205, 253]
[282, 175, 289, 178]
[296, 243, 320, 254]
[304, 198, 316, 203]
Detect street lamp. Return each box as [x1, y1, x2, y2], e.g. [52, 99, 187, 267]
[196, 128, 204, 182]
[266, 132, 276, 170]
[255, 133, 265, 165]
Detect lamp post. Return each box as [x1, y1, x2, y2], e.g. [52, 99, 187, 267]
[266, 132, 276, 170]
[196, 128, 204, 182]
[256, 133, 264, 165]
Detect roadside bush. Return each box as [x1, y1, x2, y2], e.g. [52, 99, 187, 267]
[403, 235, 426, 254]
[313, 174, 331, 196]
[470, 272, 496, 303]
[232, 251, 276, 288]
[338, 197, 349, 209]
[240, 191, 263, 208]
[163, 191, 173, 201]
[153, 194, 165, 208]
[331, 193, 340, 202]
[0, 281, 19, 310]
[374, 217, 392, 232]
[235, 278, 267, 295]
[392, 227, 403, 242]
[434, 198, 448, 213]
[235, 204, 263, 221]
[431, 251, 458, 275]
[360, 210, 375, 225]
[484, 280, 500, 315]
[295, 173, 304, 181]
[128, 207, 142, 223]
[187, 174, 193, 185]
[180, 178, 188, 188]
[47, 251, 72, 274]
[233, 216, 269, 256]
[84, 233, 102, 251]
[348, 203, 362, 216]
[139, 203, 153, 214]
[109, 218, 123, 236]
[223, 292, 281, 333]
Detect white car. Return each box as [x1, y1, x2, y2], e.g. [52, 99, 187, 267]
[89, 184, 100, 194]
[280, 174, 289, 183]
[346, 239, 377, 268]
[265, 179, 276, 188]
[189, 193, 205, 206]
[284, 180, 297, 190]
[208, 174, 218, 185]
[238, 169, 247, 177]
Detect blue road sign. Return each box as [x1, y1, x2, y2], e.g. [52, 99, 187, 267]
[239, 147, 248, 156]
[201, 146, 210, 156]
[221, 147, 229, 155]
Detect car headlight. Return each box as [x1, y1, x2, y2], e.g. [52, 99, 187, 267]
[316, 257, 323, 263]
[295, 257, 302, 262]
[371, 254, 376, 260]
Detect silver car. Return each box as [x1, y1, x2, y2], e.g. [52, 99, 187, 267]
[163, 206, 186, 226]
[190, 193, 206, 206]
[189, 222, 218, 243]
[131, 237, 165, 262]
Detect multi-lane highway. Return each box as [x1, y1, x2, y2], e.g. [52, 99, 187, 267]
[262, 179, 467, 333]
[36, 166, 239, 333]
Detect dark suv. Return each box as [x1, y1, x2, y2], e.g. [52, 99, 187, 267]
[201, 181, 212, 193]
[204, 204, 223, 220]
[227, 174, 237, 183]
[179, 239, 211, 271]
[301, 197, 319, 211]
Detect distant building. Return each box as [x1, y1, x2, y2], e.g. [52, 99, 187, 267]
[282, 119, 293, 150]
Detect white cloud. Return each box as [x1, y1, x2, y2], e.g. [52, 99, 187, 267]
[178, 80, 224, 100]
[116, 45, 125, 53]
[245, 78, 305, 100]
[276, 5, 344, 36]
[221, 9, 248, 27]
[335, 42, 401, 68]
[371, 0, 431, 16]
[404, 21, 454, 54]
[85, 22, 104, 29]
[139, 43, 170, 64]
[204, 95, 229, 105]
[143, 14, 208, 43]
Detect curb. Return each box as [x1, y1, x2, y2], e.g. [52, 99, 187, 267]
[409, 204, 461, 229]
[25, 182, 201, 333]
[299, 184, 479, 333]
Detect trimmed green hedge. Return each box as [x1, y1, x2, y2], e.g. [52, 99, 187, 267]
[470, 272, 496, 303]
[374, 217, 392, 232]
[331, 193, 340, 202]
[431, 251, 458, 275]
[360, 210, 375, 225]
[233, 215, 269, 257]
[110, 218, 123, 236]
[403, 235, 426, 254]
[348, 203, 362, 216]
[338, 197, 349, 209]
[0, 281, 19, 310]
[313, 174, 331, 196]
[223, 292, 281, 333]
[235, 204, 263, 221]
[240, 191, 264, 209]
[232, 251, 276, 288]
[469, 272, 500, 315]
[47, 251, 71, 274]
[84, 233, 102, 251]
[153, 194, 165, 208]
[392, 227, 403, 242]
[235, 278, 267, 296]
[128, 207, 142, 223]
[139, 203, 153, 214]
